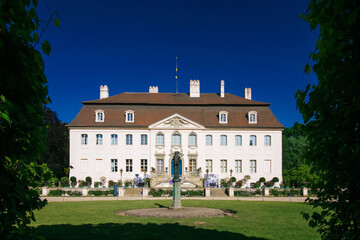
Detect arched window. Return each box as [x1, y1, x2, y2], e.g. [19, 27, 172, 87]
[156, 133, 164, 146]
[141, 134, 148, 145]
[172, 134, 181, 146]
[220, 135, 227, 146]
[250, 135, 257, 146]
[96, 134, 103, 145]
[189, 134, 197, 146]
[81, 134, 88, 145]
[235, 135, 242, 146]
[206, 135, 213, 146]
[264, 135, 271, 146]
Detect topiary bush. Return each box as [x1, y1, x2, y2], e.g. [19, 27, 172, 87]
[70, 176, 77, 187]
[235, 180, 243, 188]
[61, 177, 69, 187]
[85, 176, 92, 186]
[108, 180, 114, 187]
[49, 189, 64, 196]
[259, 177, 266, 183]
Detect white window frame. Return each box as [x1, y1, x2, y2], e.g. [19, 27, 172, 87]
[189, 133, 197, 146]
[95, 110, 105, 122]
[235, 135, 242, 146]
[125, 110, 134, 123]
[172, 133, 181, 146]
[219, 111, 228, 124]
[248, 111, 258, 124]
[264, 135, 271, 146]
[96, 134, 103, 145]
[220, 135, 227, 146]
[189, 159, 197, 172]
[220, 160, 227, 173]
[250, 135, 257, 146]
[156, 133, 164, 146]
[81, 134, 88, 145]
[111, 134, 118, 145]
[206, 135, 213, 146]
[111, 159, 118, 172]
[235, 160, 242, 173]
[141, 134, 148, 145]
[206, 159, 213, 173]
[126, 159, 133, 172]
[126, 134, 133, 145]
[156, 159, 164, 172]
[250, 160, 257, 173]
[141, 159, 148, 172]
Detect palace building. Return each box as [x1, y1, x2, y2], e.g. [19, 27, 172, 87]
[68, 80, 283, 188]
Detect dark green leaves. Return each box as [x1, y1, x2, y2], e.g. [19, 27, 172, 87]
[54, 17, 60, 28]
[41, 40, 51, 56]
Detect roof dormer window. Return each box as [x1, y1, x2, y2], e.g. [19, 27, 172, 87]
[219, 111, 228, 124]
[95, 110, 104, 122]
[125, 110, 134, 123]
[248, 111, 257, 124]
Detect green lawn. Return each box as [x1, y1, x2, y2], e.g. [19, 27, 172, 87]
[31, 200, 320, 240]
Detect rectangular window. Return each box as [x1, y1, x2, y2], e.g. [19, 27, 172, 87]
[96, 134, 103, 145]
[127, 112, 133, 122]
[206, 160, 213, 173]
[235, 160, 242, 173]
[141, 159, 148, 172]
[264, 135, 271, 146]
[81, 134, 88, 145]
[126, 159, 133, 172]
[111, 159, 118, 172]
[189, 134, 196, 146]
[220, 160, 227, 173]
[264, 160, 271, 173]
[220, 135, 227, 146]
[126, 134, 133, 145]
[157, 134, 164, 145]
[156, 159, 164, 172]
[250, 160, 257, 173]
[250, 135, 257, 146]
[141, 134, 148, 145]
[235, 135, 242, 146]
[111, 134, 118, 145]
[206, 135, 213, 146]
[189, 159, 196, 172]
[172, 134, 181, 145]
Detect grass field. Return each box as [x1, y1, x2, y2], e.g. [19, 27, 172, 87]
[31, 200, 320, 240]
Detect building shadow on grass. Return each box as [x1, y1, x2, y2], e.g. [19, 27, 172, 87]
[36, 222, 269, 240]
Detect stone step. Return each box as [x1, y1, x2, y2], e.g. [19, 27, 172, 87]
[124, 188, 143, 197]
[210, 188, 228, 197]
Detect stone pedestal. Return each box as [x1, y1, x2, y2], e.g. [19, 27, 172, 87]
[82, 188, 88, 196]
[205, 188, 211, 197]
[229, 187, 234, 197]
[264, 188, 269, 196]
[42, 187, 49, 196]
[171, 180, 181, 208]
[118, 187, 124, 197]
[302, 188, 308, 196]
[142, 187, 149, 197]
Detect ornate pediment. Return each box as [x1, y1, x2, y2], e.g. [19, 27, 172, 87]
[149, 114, 205, 130]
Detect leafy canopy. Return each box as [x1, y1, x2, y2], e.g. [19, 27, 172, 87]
[296, 0, 360, 239]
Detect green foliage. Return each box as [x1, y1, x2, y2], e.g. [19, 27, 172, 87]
[282, 126, 307, 170]
[49, 189, 64, 196]
[230, 177, 236, 183]
[259, 177, 266, 183]
[283, 164, 318, 188]
[70, 176, 77, 187]
[78, 180, 85, 187]
[94, 182, 100, 187]
[85, 176, 92, 186]
[61, 177, 69, 187]
[297, 1, 360, 238]
[272, 177, 279, 183]
[149, 188, 165, 197]
[0, 1, 60, 237]
[88, 190, 113, 196]
[67, 191, 82, 197]
[116, 180, 122, 187]
[235, 180, 243, 188]
[108, 180, 114, 187]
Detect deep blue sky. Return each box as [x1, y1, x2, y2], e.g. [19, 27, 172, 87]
[37, 0, 318, 127]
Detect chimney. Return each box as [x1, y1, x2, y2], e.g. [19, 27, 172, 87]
[220, 80, 225, 98]
[190, 80, 200, 97]
[100, 85, 109, 99]
[149, 86, 158, 93]
[245, 88, 252, 100]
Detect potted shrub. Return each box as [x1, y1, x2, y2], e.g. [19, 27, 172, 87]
[235, 180, 243, 188]
[70, 176, 77, 188]
[86, 176, 92, 187]
[272, 177, 279, 188]
[259, 177, 266, 188]
[61, 177, 69, 187]
[94, 182, 100, 188]
[108, 180, 115, 188]
[78, 180, 85, 188]
[244, 175, 251, 188]
[117, 180, 123, 187]
[145, 178, 150, 187]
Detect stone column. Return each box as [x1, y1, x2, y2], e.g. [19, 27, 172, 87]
[229, 187, 234, 197]
[142, 187, 149, 197]
[82, 188, 88, 196]
[171, 180, 181, 208]
[118, 187, 124, 197]
[205, 188, 211, 197]
[42, 187, 49, 196]
[302, 188, 308, 196]
[264, 188, 270, 196]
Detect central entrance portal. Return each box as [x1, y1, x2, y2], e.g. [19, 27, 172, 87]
[171, 159, 182, 177]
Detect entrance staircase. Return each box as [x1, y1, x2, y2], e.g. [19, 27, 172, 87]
[124, 188, 143, 197]
[210, 188, 228, 197]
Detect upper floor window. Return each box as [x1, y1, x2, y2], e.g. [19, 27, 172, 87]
[81, 134, 88, 145]
[206, 135, 213, 146]
[95, 110, 104, 122]
[250, 135, 257, 146]
[125, 110, 134, 123]
[248, 111, 258, 124]
[250, 160, 257, 173]
[111, 134, 118, 145]
[220, 135, 227, 146]
[156, 133, 164, 146]
[220, 160, 227, 173]
[126, 134, 133, 145]
[264, 135, 271, 146]
[111, 159, 118, 172]
[96, 134, 103, 145]
[235, 135, 242, 146]
[219, 111, 228, 124]
[172, 133, 181, 146]
[141, 134, 148, 145]
[189, 133, 197, 146]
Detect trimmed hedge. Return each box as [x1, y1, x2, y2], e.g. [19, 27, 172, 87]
[88, 190, 113, 196]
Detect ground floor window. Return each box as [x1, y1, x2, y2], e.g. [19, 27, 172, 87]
[250, 160, 257, 173]
[189, 159, 196, 172]
[235, 160, 242, 173]
[206, 160, 213, 173]
[220, 160, 227, 173]
[156, 159, 164, 172]
[141, 159, 147, 172]
[111, 159, 118, 172]
[126, 159, 133, 172]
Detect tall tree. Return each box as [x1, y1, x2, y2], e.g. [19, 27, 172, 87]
[282, 126, 307, 170]
[39, 106, 69, 179]
[0, 0, 59, 238]
[296, 0, 360, 239]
